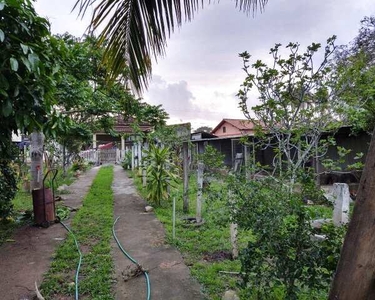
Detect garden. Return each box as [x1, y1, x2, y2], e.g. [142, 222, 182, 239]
[1, 0, 375, 299]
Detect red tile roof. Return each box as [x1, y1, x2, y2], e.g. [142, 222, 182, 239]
[211, 118, 255, 134]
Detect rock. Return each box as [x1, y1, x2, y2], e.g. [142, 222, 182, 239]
[311, 234, 327, 242]
[145, 206, 154, 212]
[311, 218, 332, 229]
[222, 290, 240, 300]
[57, 184, 68, 192]
[306, 200, 314, 205]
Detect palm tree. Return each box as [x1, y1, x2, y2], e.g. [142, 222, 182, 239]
[74, 0, 268, 93]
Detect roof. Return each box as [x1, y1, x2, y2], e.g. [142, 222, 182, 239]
[97, 115, 153, 134]
[211, 118, 255, 134]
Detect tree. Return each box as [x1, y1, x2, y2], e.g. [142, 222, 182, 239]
[329, 16, 375, 299]
[0, 0, 60, 211]
[194, 126, 213, 133]
[333, 16, 375, 132]
[74, 0, 268, 92]
[237, 37, 340, 184]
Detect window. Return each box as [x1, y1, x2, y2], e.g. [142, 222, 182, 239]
[223, 126, 226, 133]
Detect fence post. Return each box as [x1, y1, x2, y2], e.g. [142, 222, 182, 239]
[183, 142, 189, 213]
[229, 190, 239, 259]
[196, 163, 204, 223]
[333, 183, 350, 226]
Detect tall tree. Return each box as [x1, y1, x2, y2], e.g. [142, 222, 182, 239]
[329, 16, 375, 299]
[74, 0, 268, 92]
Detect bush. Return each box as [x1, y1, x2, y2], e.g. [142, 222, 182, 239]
[0, 162, 17, 219]
[121, 151, 132, 170]
[71, 159, 87, 172]
[223, 174, 344, 299]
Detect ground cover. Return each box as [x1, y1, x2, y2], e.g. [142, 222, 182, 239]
[130, 171, 246, 300]
[40, 165, 114, 299]
[130, 170, 345, 300]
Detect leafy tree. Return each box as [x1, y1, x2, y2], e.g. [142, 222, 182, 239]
[194, 126, 213, 133]
[237, 37, 341, 184]
[0, 0, 58, 158]
[333, 16, 375, 131]
[0, 0, 60, 216]
[74, 0, 268, 91]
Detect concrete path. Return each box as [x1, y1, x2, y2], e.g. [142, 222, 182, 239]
[112, 166, 203, 300]
[0, 166, 100, 300]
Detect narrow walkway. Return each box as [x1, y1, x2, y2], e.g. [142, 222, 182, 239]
[112, 166, 203, 300]
[0, 166, 100, 300]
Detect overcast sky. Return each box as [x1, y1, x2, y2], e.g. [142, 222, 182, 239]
[35, 0, 374, 130]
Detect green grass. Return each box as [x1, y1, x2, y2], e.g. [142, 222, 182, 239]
[40, 166, 115, 300]
[0, 188, 33, 246]
[131, 171, 246, 299]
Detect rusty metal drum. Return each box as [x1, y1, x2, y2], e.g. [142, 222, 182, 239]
[32, 187, 55, 226]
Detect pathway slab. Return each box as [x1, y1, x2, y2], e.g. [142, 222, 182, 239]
[112, 165, 203, 300]
[0, 166, 100, 300]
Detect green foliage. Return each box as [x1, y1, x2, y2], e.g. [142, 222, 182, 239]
[71, 159, 87, 172]
[41, 166, 114, 298]
[333, 16, 375, 131]
[221, 175, 344, 299]
[121, 150, 132, 170]
[238, 37, 341, 183]
[144, 144, 178, 206]
[0, 0, 59, 157]
[197, 145, 225, 173]
[0, 162, 17, 219]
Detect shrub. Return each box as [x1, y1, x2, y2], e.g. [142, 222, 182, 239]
[224, 174, 343, 299]
[0, 162, 17, 219]
[144, 144, 177, 206]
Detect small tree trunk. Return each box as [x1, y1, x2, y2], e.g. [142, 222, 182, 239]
[30, 132, 44, 190]
[182, 142, 190, 213]
[62, 142, 67, 177]
[329, 127, 375, 300]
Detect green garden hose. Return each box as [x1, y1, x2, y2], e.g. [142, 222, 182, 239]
[112, 216, 151, 300]
[61, 221, 82, 300]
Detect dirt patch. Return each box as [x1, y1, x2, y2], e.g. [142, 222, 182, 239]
[202, 250, 233, 262]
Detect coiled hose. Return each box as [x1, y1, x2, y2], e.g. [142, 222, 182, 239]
[112, 216, 151, 300]
[60, 221, 82, 300]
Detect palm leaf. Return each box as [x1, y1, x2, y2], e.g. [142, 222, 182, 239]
[74, 0, 268, 93]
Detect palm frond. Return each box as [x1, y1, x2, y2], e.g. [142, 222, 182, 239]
[75, 0, 268, 93]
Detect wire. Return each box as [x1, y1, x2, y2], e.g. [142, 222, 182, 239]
[60, 221, 82, 300]
[112, 216, 151, 300]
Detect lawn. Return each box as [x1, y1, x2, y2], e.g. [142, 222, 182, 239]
[40, 165, 114, 299]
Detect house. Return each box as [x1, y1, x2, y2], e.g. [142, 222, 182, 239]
[192, 118, 371, 186]
[84, 116, 153, 164]
[211, 118, 256, 137]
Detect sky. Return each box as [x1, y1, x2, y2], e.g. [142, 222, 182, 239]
[34, 0, 375, 130]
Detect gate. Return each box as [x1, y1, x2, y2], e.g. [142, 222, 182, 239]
[99, 149, 117, 164]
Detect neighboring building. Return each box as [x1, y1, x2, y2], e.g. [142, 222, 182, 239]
[211, 118, 256, 137]
[93, 115, 153, 150]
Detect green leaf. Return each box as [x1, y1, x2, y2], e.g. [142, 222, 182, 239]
[0, 29, 4, 42]
[21, 56, 31, 72]
[2, 100, 13, 117]
[28, 53, 40, 71]
[10, 57, 18, 71]
[20, 43, 29, 54]
[0, 2, 4, 11]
